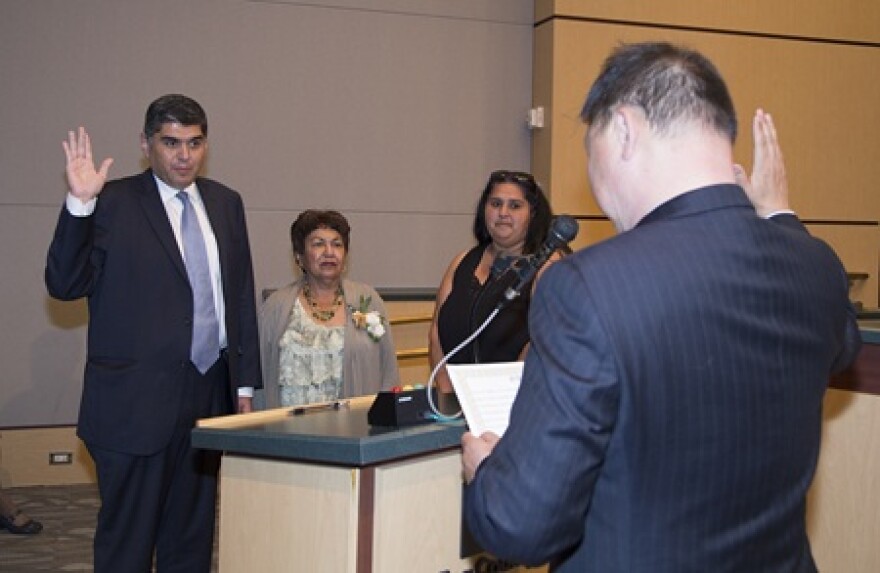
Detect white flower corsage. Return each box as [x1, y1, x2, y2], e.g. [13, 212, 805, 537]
[350, 295, 386, 342]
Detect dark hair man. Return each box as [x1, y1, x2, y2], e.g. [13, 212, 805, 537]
[461, 42, 860, 573]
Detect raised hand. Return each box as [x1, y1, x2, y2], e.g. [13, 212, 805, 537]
[62, 127, 114, 202]
[733, 109, 790, 217]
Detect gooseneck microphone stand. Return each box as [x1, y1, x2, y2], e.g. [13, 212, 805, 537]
[425, 307, 501, 420]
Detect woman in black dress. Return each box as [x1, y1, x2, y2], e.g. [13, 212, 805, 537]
[429, 170, 561, 392]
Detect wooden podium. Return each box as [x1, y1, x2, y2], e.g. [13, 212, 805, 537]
[195, 325, 880, 572]
[193, 396, 539, 573]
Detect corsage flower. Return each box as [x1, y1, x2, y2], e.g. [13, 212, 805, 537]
[350, 295, 386, 342]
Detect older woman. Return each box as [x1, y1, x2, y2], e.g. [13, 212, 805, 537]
[259, 210, 400, 408]
[429, 170, 560, 392]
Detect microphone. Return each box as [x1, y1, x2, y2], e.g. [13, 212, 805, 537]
[497, 214, 578, 308]
[424, 215, 578, 420]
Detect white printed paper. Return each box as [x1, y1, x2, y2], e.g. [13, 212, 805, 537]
[446, 362, 523, 436]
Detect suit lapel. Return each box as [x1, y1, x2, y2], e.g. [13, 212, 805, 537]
[197, 178, 232, 300]
[135, 170, 189, 281]
[196, 177, 234, 312]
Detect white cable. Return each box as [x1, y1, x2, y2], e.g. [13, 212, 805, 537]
[425, 307, 501, 420]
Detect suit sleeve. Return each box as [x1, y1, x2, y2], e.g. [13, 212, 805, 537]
[768, 212, 861, 373]
[45, 207, 100, 300]
[464, 261, 620, 566]
[227, 193, 262, 389]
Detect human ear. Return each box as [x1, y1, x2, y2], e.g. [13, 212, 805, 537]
[139, 133, 150, 157]
[613, 106, 639, 161]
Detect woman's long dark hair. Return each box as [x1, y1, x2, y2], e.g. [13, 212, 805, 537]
[473, 170, 552, 255]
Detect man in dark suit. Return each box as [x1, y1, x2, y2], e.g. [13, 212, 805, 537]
[46, 94, 261, 572]
[461, 43, 861, 572]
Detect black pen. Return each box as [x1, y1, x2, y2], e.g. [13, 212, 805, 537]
[290, 399, 350, 416]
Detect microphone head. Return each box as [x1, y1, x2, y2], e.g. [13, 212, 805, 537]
[548, 214, 579, 248]
[498, 215, 579, 309]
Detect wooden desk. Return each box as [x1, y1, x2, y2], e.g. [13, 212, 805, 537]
[807, 326, 880, 572]
[192, 397, 541, 573]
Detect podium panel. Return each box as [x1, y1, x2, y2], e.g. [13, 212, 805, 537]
[372, 452, 471, 572]
[193, 397, 548, 572]
[219, 455, 358, 571]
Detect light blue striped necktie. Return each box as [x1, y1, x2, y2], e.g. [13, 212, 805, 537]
[178, 191, 220, 374]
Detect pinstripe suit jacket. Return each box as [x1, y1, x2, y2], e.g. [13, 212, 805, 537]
[464, 184, 861, 572]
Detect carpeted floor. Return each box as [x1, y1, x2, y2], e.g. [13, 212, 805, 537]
[0, 484, 218, 572]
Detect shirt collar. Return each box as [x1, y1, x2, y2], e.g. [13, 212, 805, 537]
[154, 174, 200, 207]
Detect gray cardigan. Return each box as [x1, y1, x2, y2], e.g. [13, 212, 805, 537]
[257, 277, 400, 409]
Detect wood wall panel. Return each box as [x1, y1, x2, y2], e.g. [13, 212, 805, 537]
[533, 7, 879, 306]
[535, 20, 880, 222]
[386, 300, 433, 386]
[536, 0, 880, 44]
[0, 427, 95, 487]
[569, 218, 617, 252]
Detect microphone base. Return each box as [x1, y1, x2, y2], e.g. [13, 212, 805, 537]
[367, 388, 438, 427]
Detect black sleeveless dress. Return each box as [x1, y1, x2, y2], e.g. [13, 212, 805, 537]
[437, 244, 532, 364]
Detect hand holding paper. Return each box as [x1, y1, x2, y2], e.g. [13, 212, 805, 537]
[462, 431, 500, 483]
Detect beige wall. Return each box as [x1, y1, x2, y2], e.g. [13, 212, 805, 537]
[0, 0, 534, 428]
[532, 0, 880, 305]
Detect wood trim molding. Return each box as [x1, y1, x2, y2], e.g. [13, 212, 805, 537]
[357, 466, 376, 573]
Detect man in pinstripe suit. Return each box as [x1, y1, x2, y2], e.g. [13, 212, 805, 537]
[461, 42, 861, 572]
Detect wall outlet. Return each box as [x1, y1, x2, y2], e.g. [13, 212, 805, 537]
[527, 106, 545, 129]
[49, 452, 73, 465]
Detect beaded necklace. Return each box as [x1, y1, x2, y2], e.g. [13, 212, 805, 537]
[303, 282, 344, 322]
